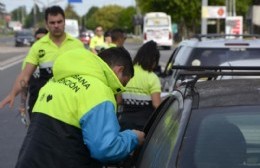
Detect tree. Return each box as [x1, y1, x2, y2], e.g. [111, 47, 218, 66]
[83, 6, 99, 30]
[23, 5, 44, 28]
[137, 0, 254, 38]
[137, 0, 201, 37]
[118, 7, 136, 33]
[64, 4, 79, 20]
[11, 6, 26, 24]
[87, 5, 124, 31]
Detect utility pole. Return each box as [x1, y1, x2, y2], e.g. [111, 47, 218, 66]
[226, 0, 236, 16]
[33, 1, 37, 29]
[201, 0, 208, 34]
[134, 0, 142, 36]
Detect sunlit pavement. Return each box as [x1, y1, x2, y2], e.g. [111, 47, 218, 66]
[0, 46, 29, 54]
[0, 46, 29, 70]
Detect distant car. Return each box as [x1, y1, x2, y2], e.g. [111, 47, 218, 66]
[14, 30, 35, 47]
[134, 66, 260, 168]
[160, 34, 260, 92]
[79, 30, 94, 46]
[65, 19, 79, 38]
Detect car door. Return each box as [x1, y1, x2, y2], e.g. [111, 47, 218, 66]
[136, 93, 185, 168]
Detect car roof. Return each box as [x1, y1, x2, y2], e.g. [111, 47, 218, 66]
[15, 30, 33, 35]
[174, 66, 260, 107]
[178, 34, 260, 48]
[195, 78, 260, 108]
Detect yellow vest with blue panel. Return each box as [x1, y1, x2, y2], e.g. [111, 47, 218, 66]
[15, 48, 139, 168]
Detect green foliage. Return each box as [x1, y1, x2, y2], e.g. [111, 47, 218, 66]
[13, 5, 45, 28]
[87, 5, 124, 31]
[10, 0, 254, 36]
[118, 7, 136, 32]
[137, 0, 254, 36]
[11, 6, 27, 24]
[84, 6, 99, 18]
[64, 4, 80, 20]
[83, 6, 99, 29]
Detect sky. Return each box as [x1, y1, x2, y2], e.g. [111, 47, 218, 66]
[1, 0, 136, 16]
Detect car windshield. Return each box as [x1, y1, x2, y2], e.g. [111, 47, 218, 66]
[177, 106, 260, 168]
[186, 48, 260, 66]
[16, 31, 33, 36]
[145, 17, 169, 27]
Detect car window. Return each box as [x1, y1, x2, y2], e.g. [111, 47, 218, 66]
[163, 47, 180, 75]
[137, 99, 181, 168]
[187, 48, 260, 66]
[16, 31, 33, 36]
[177, 106, 260, 168]
[174, 46, 193, 66]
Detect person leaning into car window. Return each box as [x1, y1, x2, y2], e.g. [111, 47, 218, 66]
[0, 5, 85, 110]
[20, 27, 48, 120]
[117, 40, 162, 131]
[15, 47, 145, 168]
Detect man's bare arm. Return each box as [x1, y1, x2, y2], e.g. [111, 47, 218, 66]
[0, 63, 36, 109]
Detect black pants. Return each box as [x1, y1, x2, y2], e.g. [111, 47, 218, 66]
[118, 105, 154, 131]
[27, 77, 50, 119]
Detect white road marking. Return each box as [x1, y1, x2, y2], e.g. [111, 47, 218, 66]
[0, 54, 25, 71]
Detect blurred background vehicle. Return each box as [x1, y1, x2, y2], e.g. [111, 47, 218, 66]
[143, 12, 173, 50]
[14, 29, 35, 47]
[65, 19, 79, 38]
[160, 34, 260, 92]
[79, 29, 94, 47]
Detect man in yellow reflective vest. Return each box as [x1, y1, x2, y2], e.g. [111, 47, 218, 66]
[0, 6, 85, 111]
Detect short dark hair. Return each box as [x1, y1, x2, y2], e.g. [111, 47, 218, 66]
[111, 28, 126, 42]
[104, 30, 111, 38]
[35, 27, 48, 37]
[44, 5, 65, 21]
[133, 40, 160, 72]
[98, 47, 134, 78]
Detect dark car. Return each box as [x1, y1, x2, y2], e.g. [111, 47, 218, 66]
[14, 30, 35, 47]
[106, 66, 260, 168]
[134, 66, 260, 168]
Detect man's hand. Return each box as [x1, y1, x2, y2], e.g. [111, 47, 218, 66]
[132, 129, 145, 146]
[0, 94, 14, 109]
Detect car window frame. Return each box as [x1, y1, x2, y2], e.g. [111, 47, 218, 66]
[136, 91, 186, 168]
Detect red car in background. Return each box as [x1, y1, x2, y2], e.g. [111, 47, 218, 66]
[79, 30, 94, 47]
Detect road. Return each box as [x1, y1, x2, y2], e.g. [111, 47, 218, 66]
[0, 39, 173, 168]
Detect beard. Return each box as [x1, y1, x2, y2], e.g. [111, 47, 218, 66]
[51, 28, 64, 38]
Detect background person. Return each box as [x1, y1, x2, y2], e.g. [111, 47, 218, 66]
[103, 30, 114, 48]
[111, 28, 127, 47]
[117, 40, 162, 131]
[89, 25, 105, 54]
[15, 47, 145, 168]
[20, 27, 48, 121]
[0, 5, 85, 110]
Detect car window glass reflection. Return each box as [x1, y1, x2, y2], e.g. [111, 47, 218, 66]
[138, 100, 180, 168]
